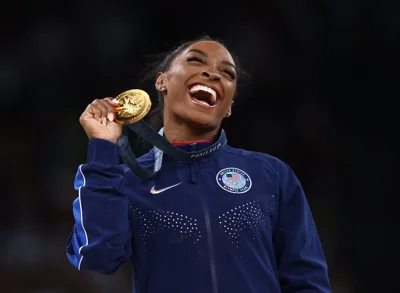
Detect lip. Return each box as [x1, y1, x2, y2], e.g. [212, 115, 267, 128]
[189, 94, 218, 108]
[188, 82, 223, 105]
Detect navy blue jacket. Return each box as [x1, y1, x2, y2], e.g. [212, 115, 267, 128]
[66, 132, 331, 293]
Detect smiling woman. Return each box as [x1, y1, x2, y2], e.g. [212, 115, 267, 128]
[140, 36, 243, 141]
[66, 35, 332, 293]
[155, 39, 237, 140]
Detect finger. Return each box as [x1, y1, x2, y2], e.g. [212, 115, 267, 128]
[103, 98, 120, 122]
[88, 104, 102, 122]
[106, 111, 115, 122]
[95, 99, 118, 125]
[100, 97, 119, 112]
[92, 99, 109, 118]
[104, 97, 120, 105]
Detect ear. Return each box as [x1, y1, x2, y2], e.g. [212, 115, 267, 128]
[155, 72, 167, 92]
[226, 100, 234, 117]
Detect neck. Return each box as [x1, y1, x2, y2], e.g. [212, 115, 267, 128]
[163, 118, 219, 144]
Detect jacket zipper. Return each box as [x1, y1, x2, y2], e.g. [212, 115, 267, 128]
[201, 195, 218, 293]
[190, 144, 218, 293]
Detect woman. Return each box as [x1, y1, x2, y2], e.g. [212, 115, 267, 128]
[67, 36, 331, 293]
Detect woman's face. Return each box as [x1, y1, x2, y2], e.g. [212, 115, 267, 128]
[156, 41, 237, 131]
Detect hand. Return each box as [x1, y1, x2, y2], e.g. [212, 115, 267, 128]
[80, 97, 122, 144]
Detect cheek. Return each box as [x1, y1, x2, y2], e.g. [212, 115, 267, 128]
[223, 82, 236, 103]
[166, 65, 188, 86]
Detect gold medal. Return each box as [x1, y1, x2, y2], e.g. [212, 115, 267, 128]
[114, 89, 152, 125]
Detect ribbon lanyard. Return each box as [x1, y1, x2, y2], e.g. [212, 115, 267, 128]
[152, 127, 227, 172]
[118, 120, 227, 180]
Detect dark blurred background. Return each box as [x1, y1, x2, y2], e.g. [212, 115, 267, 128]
[1, 0, 397, 292]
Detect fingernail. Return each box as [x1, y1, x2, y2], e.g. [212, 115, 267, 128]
[107, 112, 114, 122]
[102, 117, 106, 125]
[112, 98, 119, 104]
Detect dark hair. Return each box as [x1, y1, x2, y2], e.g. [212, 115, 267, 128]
[141, 35, 246, 132]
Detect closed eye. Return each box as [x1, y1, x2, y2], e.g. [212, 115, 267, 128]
[187, 56, 205, 64]
[187, 55, 236, 80]
[224, 69, 236, 80]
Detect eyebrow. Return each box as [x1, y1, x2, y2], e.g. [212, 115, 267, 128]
[187, 49, 236, 69]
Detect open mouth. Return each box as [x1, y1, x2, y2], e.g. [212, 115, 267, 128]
[189, 84, 219, 108]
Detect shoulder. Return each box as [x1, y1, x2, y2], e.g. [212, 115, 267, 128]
[223, 145, 302, 194]
[223, 145, 292, 178]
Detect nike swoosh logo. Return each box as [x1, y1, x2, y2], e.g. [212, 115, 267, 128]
[150, 182, 182, 194]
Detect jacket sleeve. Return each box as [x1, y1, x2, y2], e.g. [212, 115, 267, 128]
[66, 138, 132, 274]
[273, 162, 331, 293]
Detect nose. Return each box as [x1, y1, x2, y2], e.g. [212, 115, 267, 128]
[201, 70, 221, 81]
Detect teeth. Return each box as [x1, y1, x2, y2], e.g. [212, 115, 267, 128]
[189, 84, 217, 104]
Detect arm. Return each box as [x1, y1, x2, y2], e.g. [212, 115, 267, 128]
[273, 162, 331, 293]
[66, 138, 132, 274]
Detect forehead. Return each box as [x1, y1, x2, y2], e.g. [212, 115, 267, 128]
[182, 41, 235, 64]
